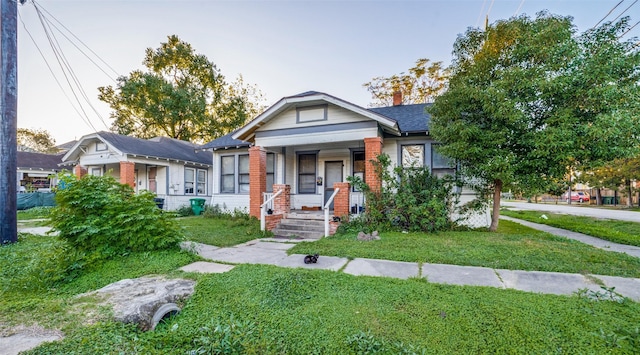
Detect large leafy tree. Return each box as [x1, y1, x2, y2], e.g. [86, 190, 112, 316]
[429, 13, 640, 231]
[99, 35, 264, 143]
[17, 128, 58, 153]
[363, 58, 449, 107]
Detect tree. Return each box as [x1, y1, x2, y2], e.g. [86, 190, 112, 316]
[99, 35, 265, 143]
[429, 13, 640, 231]
[17, 128, 58, 153]
[363, 58, 449, 107]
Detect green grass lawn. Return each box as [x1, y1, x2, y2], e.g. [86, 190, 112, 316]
[16, 264, 640, 354]
[17, 206, 53, 222]
[179, 215, 265, 247]
[289, 220, 640, 278]
[501, 209, 640, 247]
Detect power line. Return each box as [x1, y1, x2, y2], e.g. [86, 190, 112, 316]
[18, 11, 95, 131]
[593, 0, 625, 29]
[611, 0, 638, 22]
[33, 0, 119, 81]
[514, 0, 526, 16]
[475, 0, 488, 28]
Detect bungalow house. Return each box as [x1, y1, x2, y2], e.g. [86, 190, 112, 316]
[200, 91, 490, 237]
[17, 151, 65, 192]
[62, 131, 213, 210]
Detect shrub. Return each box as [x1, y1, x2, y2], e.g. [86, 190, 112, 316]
[345, 153, 459, 233]
[50, 174, 183, 257]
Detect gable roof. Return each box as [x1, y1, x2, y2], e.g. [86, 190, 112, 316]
[201, 92, 432, 150]
[17, 151, 65, 170]
[369, 103, 431, 133]
[63, 131, 212, 165]
[232, 91, 400, 142]
[199, 131, 251, 151]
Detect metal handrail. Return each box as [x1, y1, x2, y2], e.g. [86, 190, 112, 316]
[260, 189, 283, 231]
[323, 188, 340, 237]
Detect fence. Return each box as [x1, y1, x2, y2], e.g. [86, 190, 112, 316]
[17, 192, 56, 210]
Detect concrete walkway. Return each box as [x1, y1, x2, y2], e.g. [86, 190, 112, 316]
[500, 215, 640, 258]
[502, 201, 640, 222]
[180, 238, 640, 302]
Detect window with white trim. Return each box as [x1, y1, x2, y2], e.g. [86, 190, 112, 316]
[90, 167, 102, 176]
[352, 150, 365, 191]
[431, 143, 456, 178]
[185, 167, 207, 195]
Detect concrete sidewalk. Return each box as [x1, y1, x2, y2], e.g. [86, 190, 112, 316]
[180, 239, 640, 302]
[500, 215, 640, 258]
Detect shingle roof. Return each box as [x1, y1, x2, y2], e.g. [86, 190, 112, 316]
[96, 131, 212, 165]
[199, 132, 251, 150]
[17, 151, 65, 170]
[369, 103, 431, 133]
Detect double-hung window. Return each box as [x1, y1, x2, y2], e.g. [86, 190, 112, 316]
[266, 153, 275, 193]
[238, 155, 250, 193]
[298, 153, 316, 194]
[185, 167, 208, 195]
[220, 156, 235, 194]
[431, 143, 456, 177]
[352, 150, 365, 191]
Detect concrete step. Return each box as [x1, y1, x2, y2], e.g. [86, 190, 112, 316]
[286, 212, 325, 220]
[277, 220, 325, 231]
[271, 228, 324, 239]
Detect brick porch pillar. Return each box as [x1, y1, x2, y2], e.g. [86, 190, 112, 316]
[364, 137, 383, 194]
[249, 146, 267, 219]
[272, 184, 290, 214]
[74, 165, 87, 178]
[333, 182, 350, 220]
[119, 161, 135, 188]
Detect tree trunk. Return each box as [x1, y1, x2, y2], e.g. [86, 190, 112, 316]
[489, 179, 502, 232]
[596, 188, 602, 206]
[626, 179, 632, 207]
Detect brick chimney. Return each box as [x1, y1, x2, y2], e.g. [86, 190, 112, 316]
[393, 91, 402, 106]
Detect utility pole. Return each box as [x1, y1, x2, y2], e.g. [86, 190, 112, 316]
[1, 0, 18, 244]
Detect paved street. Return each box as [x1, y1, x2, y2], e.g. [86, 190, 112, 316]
[501, 201, 640, 222]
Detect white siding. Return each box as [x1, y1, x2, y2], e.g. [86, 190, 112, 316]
[255, 126, 378, 148]
[260, 105, 370, 131]
[209, 195, 250, 212]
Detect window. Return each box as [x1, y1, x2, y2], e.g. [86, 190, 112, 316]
[238, 154, 250, 193]
[352, 150, 365, 191]
[401, 145, 424, 168]
[431, 144, 456, 178]
[296, 105, 327, 123]
[266, 153, 275, 193]
[197, 170, 207, 194]
[220, 156, 235, 193]
[298, 153, 316, 194]
[96, 142, 107, 151]
[185, 168, 195, 194]
[90, 167, 102, 176]
[186, 167, 207, 195]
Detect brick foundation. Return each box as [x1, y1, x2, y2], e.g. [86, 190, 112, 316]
[249, 146, 267, 219]
[272, 184, 291, 214]
[265, 214, 284, 231]
[119, 161, 135, 188]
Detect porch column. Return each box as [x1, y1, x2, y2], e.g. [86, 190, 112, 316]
[73, 164, 87, 178]
[364, 137, 383, 194]
[272, 184, 290, 214]
[333, 182, 350, 219]
[249, 146, 267, 219]
[119, 161, 135, 188]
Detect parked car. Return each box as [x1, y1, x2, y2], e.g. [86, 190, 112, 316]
[562, 191, 590, 203]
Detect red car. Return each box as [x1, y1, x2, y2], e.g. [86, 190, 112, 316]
[562, 191, 590, 203]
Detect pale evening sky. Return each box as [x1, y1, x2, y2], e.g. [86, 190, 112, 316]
[15, 0, 639, 144]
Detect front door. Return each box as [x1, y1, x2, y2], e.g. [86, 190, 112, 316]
[324, 161, 343, 208]
[148, 167, 157, 193]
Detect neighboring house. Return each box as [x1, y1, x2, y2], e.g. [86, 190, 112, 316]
[200, 91, 490, 232]
[17, 151, 65, 192]
[62, 131, 213, 210]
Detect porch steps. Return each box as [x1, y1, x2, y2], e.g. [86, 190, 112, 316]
[272, 213, 325, 239]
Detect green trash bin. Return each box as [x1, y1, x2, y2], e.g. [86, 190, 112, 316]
[190, 198, 206, 215]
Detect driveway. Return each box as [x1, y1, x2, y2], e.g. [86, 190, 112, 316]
[501, 201, 640, 223]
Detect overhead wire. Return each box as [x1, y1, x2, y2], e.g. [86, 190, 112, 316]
[611, 0, 638, 22]
[18, 10, 92, 131]
[592, 0, 625, 29]
[30, 0, 115, 133]
[514, 0, 525, 16]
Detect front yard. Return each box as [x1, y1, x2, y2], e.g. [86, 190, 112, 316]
[2, 214, 640, 353]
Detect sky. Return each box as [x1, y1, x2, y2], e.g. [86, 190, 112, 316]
[15, 0, 640, 144]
